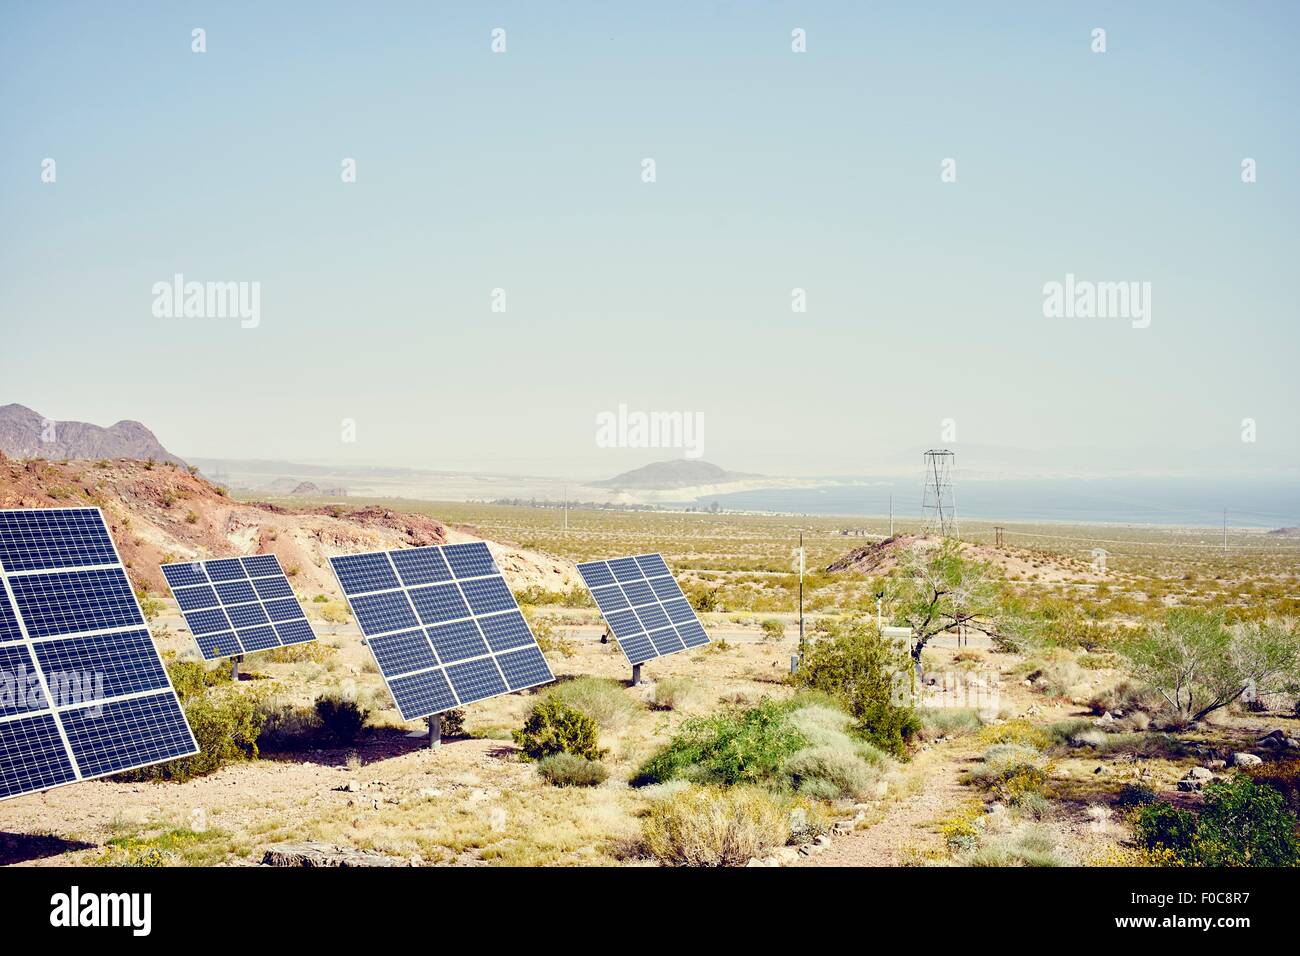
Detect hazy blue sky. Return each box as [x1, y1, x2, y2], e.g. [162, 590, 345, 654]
[2, 2, 1297, 479]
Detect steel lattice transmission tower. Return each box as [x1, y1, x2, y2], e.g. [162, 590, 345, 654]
[920, 449, 959, 539]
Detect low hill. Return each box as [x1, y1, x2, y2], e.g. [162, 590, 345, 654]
[0, 451, 576, 597]
[588, 459, 756, 491]
[827, 533, 1101, 583]
[0, 403, 185, 465]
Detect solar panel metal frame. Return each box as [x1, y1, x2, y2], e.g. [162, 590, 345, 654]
[575, 553, 711, 666]
[328, 543, 555, 720]
[160, 554, 319, 660]
[0, 507, 198, 802]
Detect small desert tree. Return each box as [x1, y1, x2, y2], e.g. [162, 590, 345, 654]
[891, 541, 1000, 681]
[1121, 612, 1300, 723]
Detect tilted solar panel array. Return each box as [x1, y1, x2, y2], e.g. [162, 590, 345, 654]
[161, 555, 317, 660]
[329, 542, 554, 720]
[0, 508, 198, 801]
[575, 553, 710, 665]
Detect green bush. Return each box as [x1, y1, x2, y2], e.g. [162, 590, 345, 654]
[1195, 776, 1300, 867]
[513, 696, 604, 761]
[546, 676, 637, 729]
[536, 753, 609, 787]
[1132, 801, 1198, 862]
[118, 688, 264, 783]
[641, 785, 788, 866]
[313, 694, 369, 746]
[633, 698, 805, 787]
[1117, 782, 1157, 807]
[792, 617, 919, 757]
[255, 698, 322, 751]
[166, 658, 231, 701]
[760, 618, 785, 641]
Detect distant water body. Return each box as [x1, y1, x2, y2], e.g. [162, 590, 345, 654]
[696, 478, 1299, 529]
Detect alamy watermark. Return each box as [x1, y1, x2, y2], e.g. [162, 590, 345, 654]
[1042, 273, 1151, 329]
[2, 665, 106, 716]
[152, 274, 260, 328]
[595, 404, 704, 459]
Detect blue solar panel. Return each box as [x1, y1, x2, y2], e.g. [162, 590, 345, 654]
[445, 656, 507, 704]
[331, 553, 400, 596]
[0, 508, 118, 572]
[0, 645, 48, 717]
[391, 547, 453, 586]
[351, 591, 419, 634]
[426, 620, 489, 663]
[575, 561, 615, 587]
[241, 555, 281, 577]
[368, 630, 438, 675]
[173, 585, 218, 612]
[575, 554, 710, 667]
[9, 568, 144, 638]
[203, 558, 247, 582]
[161, 563, 207, 589]
[443, 542, 497, 579]
[407, 583, 470, 625]
[0, 508, 197, 801]
[459, 577, 516, 615]
[389, 668, 458, 721]
[328, 544, 554, 719]
[496, 646, 552, 691]
[161, 553, 317, 660]
[0, 590, 23, 644]
[61, 692, 195, 779]
[477, 611, 535, 652]
[33, 630, 169, 704]
[0, 714, 77, 799]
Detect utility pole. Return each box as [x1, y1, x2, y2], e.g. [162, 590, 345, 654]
[920, 449, 959, 539]
[797, 532, 805, 656]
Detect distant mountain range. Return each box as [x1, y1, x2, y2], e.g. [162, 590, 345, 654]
[587, 459, 758, 491]
[0, 403, 185, 465]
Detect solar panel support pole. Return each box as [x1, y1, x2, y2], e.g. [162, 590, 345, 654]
[231, 654, 243, 681]
[630, 663, 642, 686]
[428, 714, 441, 750]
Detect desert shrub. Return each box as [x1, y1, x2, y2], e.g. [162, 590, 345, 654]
[964, 824, 1065, 867]
[1044, 718, 1095, 745]
[536, 752, 609, 787]
[787, 798, 835, 842]
[513, 696, 604, 761]
[265, 641, 335, 665]
[917, 707, 984, 741]
[546, 676, 636, 729]
[684, 583, 720, 613]
[1088, 679, 1163, 716]
[634, 698, 804, 787]
[652, 676, 703, 711]
[523, 606, 575, 656]
[791, 616, 919, 757]
[784, 744, 880, 800]
[1195, 776, 1300, 867]
[1023, 651, 1085, 699]
[165, 658, 232, 700]
[1244, 759, 1300, 814]
[1121, 613, 1300, 722]
[119, 687, 264, 783]
[967, 744, 1049, 799]
[760, 618, 785, 641]
[317, 601, 351, 624]
[255, 698, 321, 752]
[314, 694, 369, 746]
[1132, 801, 1198, 862]
[439, 708, 465, 738]
[977, 719, 1052, 750]
[641, 785, 788, 866]
[1117, 782, 1158, 807]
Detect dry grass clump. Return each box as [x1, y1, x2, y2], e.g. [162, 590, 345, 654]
[652, 676, 704, 711]
[536, 753, 609, 787]
[545, 676, 639, 730]
[641, 786, 788, 866]
[917, 707, 985, 742]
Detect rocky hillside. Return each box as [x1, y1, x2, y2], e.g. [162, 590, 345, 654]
[0, 403, 185, 465]
[828, 533, 1100, 583]
[0, 452, 577, 597]
[588, 459, 755, 490]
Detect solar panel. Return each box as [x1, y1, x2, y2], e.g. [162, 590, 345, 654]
[575, 553, 711, 666]
[328, 543, 555, 720]
[161, 554, 318, 661]
[0, 507, 198, 802]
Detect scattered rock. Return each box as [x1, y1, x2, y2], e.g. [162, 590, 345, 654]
[1178, 767, 1215, 791]
[261, 842, 406, 867]
[1232, 753, 1263, 768]
[1206, 759, 1227, 770]
[1097, 711, 1116, 725]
